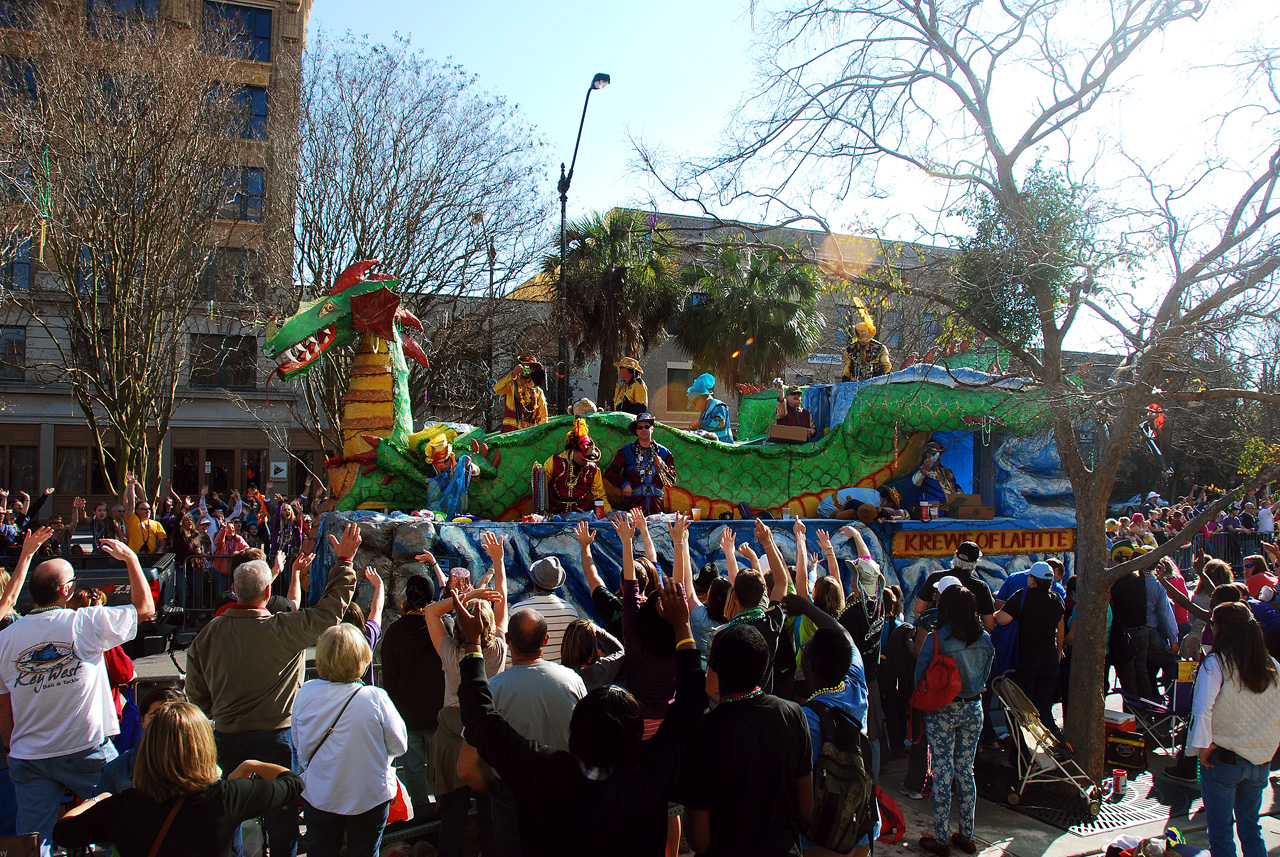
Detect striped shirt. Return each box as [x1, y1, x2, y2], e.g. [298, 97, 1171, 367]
[511, 592, 580, 664]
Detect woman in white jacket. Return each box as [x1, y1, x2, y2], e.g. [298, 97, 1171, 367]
[293, 624, 408, 857]
[1190, 601, 1280, 857]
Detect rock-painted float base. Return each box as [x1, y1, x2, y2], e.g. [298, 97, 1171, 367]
[313, 512, 1077, 627]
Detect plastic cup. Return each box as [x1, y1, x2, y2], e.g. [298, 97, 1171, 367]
[691, 507, 702, 521]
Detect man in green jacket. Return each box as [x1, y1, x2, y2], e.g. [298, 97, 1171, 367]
[186, 522, 361, 857]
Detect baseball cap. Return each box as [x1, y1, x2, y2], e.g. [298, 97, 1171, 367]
[935, 575, 963, 594]
[1028, 561, 1054, 581]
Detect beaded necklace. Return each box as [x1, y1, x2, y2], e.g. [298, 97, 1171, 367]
[718, 686, 763, 704]
[28, 606, 64, 615]
[516, 379, 539, 424]
[804, 681, 847, 705]
[723, 606, 766, 628]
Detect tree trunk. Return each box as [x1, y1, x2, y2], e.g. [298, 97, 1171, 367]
[596, 341, 619, 411]
[1064, 487, 1114, 782]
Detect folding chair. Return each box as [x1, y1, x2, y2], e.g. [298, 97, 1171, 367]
[1118, 661, 1196, 755]
[993, 675, 1101, 816]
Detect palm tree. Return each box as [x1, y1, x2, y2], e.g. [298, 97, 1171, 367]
[542, 210, 684, 406]
[674, 242, 826, 391]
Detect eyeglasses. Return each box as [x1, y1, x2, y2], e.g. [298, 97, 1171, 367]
[62, 577, 76, 589]
[136, 506, 151, 512]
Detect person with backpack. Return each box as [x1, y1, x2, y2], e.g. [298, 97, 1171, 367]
[783, 593, 878, 857]
[914, 586, 994, 857]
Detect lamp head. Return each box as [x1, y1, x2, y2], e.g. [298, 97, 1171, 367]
[591, 73, 611, 90]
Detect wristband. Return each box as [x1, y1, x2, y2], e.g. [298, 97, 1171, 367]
[675, 637, 695, 649]
[461, 650, 485, 661]
[858, 554, 874, 561]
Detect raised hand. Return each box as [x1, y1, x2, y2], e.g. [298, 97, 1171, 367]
[21, 526, 54, 556]
[737, 542, 758, 560]
[668, 512, 690, 542]
[327, 522, 362, 562]
[720, 526, 735, 553]
[292, 552, 314, 573]
[753, 519, 775, 545]
[363, 566, 383, 589]
[480, 531, 505, 563]
[628, 506, 648, 532]
[43, 486, 55, 496]
[452, 584, 485, 645]
[611, 510, 636, 542]
[816, 529, 832, 553]
[272, 550, 286, 578]
[654, 578, 691, 628]
[574, 520, 596, 548]
[793, 517, 806, 538]
[98, 538, 137, 563]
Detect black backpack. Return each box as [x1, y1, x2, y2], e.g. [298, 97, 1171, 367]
[802, 700, 878, 853]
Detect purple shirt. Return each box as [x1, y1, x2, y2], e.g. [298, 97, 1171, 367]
[621, 579, 676, 720]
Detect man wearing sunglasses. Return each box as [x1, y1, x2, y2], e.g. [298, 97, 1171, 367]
[122, 474, 167, 555]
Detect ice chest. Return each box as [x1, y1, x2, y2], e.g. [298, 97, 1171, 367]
[1105, 731, 1147, 773]
[767, 424, 812, 444]
[1104, 710, 1136, 732]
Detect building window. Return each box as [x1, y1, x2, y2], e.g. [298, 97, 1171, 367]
[234, 85, 267, 139]
[666, 366, 693, 412]
[90, 447, 116, 494]
[190, 333, 257, 389]
[1, 238, 30, 290]
[219, 167, 264, 222]
[87, 0, 158, 25]
[203, 2, 272, 63]
[0, 326, 25, 382]
[3, 445, 37, 493]
[201, 247, 259, 303]
[55, 447, 88, 494]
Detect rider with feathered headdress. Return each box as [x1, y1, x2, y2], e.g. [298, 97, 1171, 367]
[541, 418, 610, 515]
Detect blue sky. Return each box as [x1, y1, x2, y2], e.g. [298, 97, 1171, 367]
[307, 1, 758, 223]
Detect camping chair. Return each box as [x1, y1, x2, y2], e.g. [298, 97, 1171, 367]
[993, 675, 1101, 816]
[1117, 665, 1195, 755]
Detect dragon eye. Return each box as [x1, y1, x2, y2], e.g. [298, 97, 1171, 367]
[318, 301, 339, 318]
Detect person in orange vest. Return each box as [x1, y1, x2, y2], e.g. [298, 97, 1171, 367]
[494, 355, 548, 432]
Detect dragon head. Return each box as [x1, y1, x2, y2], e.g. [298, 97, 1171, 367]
[263, 259, 429, 379]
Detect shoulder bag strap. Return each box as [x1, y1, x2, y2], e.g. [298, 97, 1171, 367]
[148, 794, 187, 857]
[304, 686, 364, 768]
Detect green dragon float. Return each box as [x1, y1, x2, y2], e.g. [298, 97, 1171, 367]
[265, 261, 1052, 519]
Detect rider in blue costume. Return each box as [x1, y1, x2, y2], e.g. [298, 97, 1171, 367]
[686, 373, 733, 443]
[604, 413, 678, 515]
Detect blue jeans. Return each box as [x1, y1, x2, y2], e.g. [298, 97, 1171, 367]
[11, 740, 117, 857]
[395, 729, 434, 817]
[215, 728, 298, 857]
[1200, 748, 1268, 857]
[304, 799, 389, 857]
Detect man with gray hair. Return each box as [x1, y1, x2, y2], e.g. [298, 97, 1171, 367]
[185, 522, 361, 857]
[510, 556, 579, 663]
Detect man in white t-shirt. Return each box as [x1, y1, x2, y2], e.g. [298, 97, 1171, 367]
[0, 538, 154, 856]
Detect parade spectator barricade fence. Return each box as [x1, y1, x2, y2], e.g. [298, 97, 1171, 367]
[1155, 531, 1276, 576]
[1, 552, 181, 658]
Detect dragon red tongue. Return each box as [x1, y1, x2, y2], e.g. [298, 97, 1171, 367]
[402, 335, 430, 368]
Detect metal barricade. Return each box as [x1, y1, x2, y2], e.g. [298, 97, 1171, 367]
[182, 554, 222, 624]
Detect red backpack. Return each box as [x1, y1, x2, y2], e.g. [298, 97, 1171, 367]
[910, 631, 962, 711]
[874, 786, 906, 843]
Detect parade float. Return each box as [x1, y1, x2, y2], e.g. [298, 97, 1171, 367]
[265, 261, 1079, 618]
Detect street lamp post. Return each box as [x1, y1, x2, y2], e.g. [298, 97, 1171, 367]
[556, 72, 610, 415]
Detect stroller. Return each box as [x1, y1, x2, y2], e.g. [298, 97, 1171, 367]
[993, 675, 1102, 817]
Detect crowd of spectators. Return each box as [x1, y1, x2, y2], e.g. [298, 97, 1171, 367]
[0, 475, 1278, 856]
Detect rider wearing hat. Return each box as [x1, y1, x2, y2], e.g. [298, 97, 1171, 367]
[612, 357, 649, 417]
[494, 355, 548, 432]
[605, 413, 677, 515]
[773, 380, 815, 440]
[686, 373, 733, 443]
[542, 419, 610, 516]
[911, 437, 958, 506]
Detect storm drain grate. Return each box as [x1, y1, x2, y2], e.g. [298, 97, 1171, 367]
[977, 768, 1201, 835]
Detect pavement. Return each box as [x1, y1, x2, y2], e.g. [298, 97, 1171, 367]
[134, 651, 1280, 856]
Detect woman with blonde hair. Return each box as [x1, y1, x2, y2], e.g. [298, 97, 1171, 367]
[293, 624, 408, 857]
[423, 532, 509, 857]
[52, 701, 301, 856]
[561, 618, 625, 690]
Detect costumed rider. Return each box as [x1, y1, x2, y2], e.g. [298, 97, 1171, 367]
[605, 412, 677, 516]
[841, 302, 892, 382]
[686, 373, 733, 443]
[774, 380, 815, 440]
[612, 356, 649, 417]
[493, 354, 548, 432]
[541, 418, 611, 516]
[911, 437, 957, 506]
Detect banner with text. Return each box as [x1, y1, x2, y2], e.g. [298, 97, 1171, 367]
[892, 527, 1076, 558]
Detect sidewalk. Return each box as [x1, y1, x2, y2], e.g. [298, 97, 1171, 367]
[880, 755, 1280, 857]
